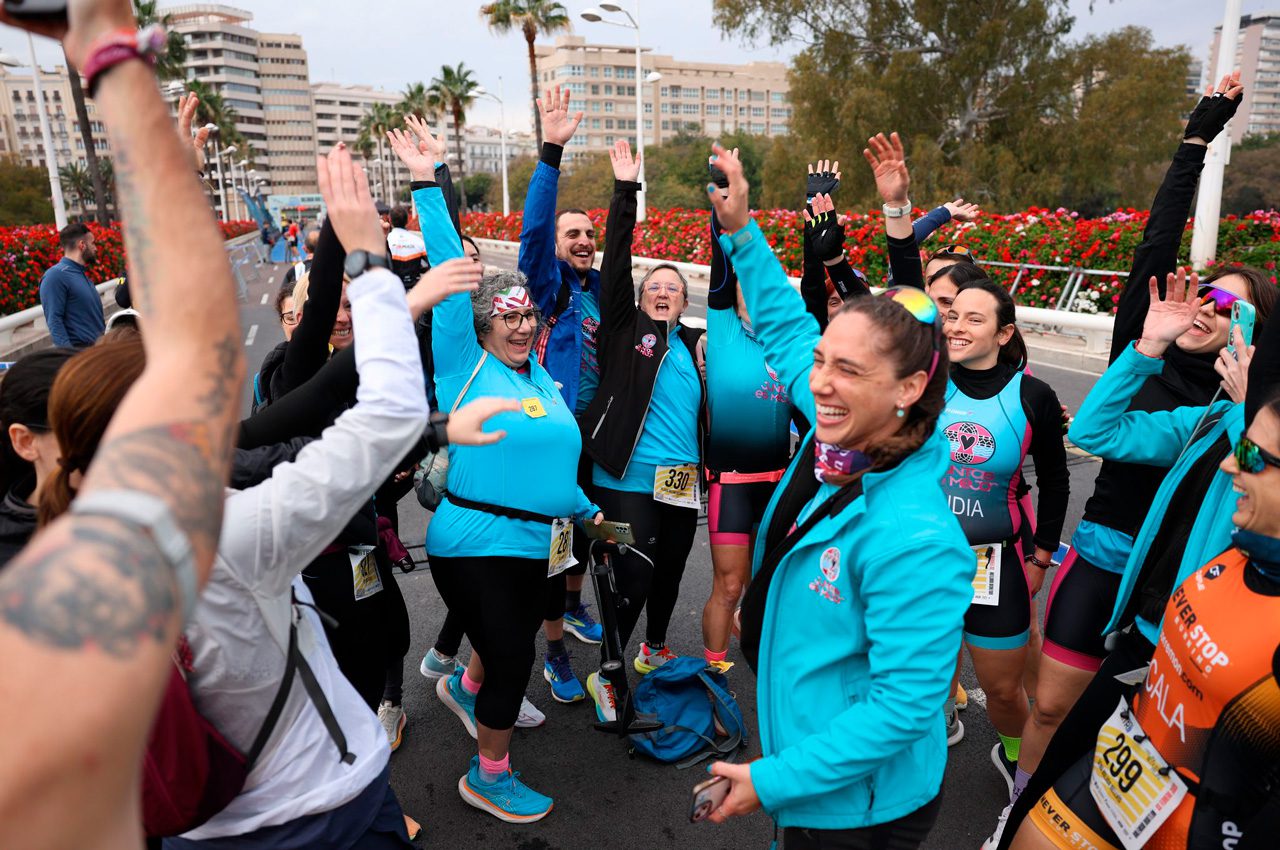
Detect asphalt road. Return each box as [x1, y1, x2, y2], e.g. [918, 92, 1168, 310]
[237, 257, 1104, 850]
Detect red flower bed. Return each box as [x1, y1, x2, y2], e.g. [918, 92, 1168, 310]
[0, 220, 256, 315]
[462, 207, 1280, 314]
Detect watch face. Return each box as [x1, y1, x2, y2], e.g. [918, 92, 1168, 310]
[344, 251, 368, 278]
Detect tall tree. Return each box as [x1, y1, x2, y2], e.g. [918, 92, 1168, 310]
[428, 63, 481, 213]
[357, 103, 400, 203]
[58, 161, 93, 215]
[716, 0, 1190, 211]
[0, 156, 54, 225]
[399, 82, 432, 121]
[480, 0, 572, 151]
[62, 51, 110, 225]
[132, 0, 189, 81]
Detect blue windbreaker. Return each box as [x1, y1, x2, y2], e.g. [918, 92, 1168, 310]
[1068, 341, 1243, 643]
[721, 220, 974, 829]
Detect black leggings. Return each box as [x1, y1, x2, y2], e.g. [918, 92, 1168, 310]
[592, 486, 699, 656]
[302, 548, 410, 710]
[432, 571, 567, 658]
[428, 555, 547, 730]
[783, 792, 942, 849]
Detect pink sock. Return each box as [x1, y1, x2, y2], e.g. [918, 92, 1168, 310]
[704, 647, 728, 663]
[478, 753, 509, 782]
[460, 671, 481, 695]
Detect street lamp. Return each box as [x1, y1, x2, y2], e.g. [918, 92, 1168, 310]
[1, 42, 68, 228]
[475, 79, 511, 216]
[220, 146, 241, 221]
[581, 2, 651, 221]
[646, 71, 662, 146]
[205, 124, 229, 223]
[1191, 0, 1245, 268]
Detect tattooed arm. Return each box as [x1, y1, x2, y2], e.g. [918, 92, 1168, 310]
[0, 2, 245, 846]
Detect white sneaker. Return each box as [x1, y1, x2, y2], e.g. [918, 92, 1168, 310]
[515, 694, 546, 728]
[377, 700, 407, 752]
[945, 702, 964, 747]
[981, 802, 1013, 850]
[586, 671, 617, 723]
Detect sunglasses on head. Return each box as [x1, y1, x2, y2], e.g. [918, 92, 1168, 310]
[1197, 284, 1244, 317]
[1233, 435, 1280, 474]
[879, 286, 941, 380]
[932, 244, 976, 263]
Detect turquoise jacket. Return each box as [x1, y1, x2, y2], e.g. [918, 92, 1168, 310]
[1068, 342, 1243, 643]
[721, 221, 974, 829]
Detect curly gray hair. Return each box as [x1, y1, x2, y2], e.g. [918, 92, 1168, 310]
[471, 268, 543, 338]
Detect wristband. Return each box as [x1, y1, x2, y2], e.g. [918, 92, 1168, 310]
[1024, 554, 1053, 569]
[82, 25, 168, 97]
[882, 201, 912, 219]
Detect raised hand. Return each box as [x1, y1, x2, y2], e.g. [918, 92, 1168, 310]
[386, 125, 435, 182]
[708, 147, 738, 192]
[404, 113, 447, 166]
[1136, 267, 1203, 357]
[863, 132, 910, 207]
[944, 198, 981, 221]
[315, 143, 385, 257]
[448, 397, 521, 446]
[706, 143, 750, 233]
[406, 257, 483, 319]
[537, 87, 584, 148]
[803, 193, 846, 262]
[1215, 327, 1253, 403]
[609, 139, 642, 183]
[806, 159, 841, 202]
[1185, 70, 1244, 145]
[176, 92, 211, 172]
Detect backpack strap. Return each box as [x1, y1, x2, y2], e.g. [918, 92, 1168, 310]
[671, 671, 746, 769]
[450, 351, 488, 415]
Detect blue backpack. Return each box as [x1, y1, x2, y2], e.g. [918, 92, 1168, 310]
[629, 657, 747, 768]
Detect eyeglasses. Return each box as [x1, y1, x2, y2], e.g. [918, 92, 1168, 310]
[1197, 284, 1244, 317]
[879, 286, 942, 380]
[1233, 435, 1280, 474]
[644, 281, 684, 295]
[281, 311, 299, 326]
[500, 309, 540, 330]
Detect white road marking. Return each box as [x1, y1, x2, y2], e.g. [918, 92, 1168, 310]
[268, 275, 275, 284]
[245, 324, 258, 347]
[260, 292, 269, 305]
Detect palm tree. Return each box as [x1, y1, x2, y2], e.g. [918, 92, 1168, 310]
[186, 80, 243, 147]
[132, 0, 188, 81]
[58, 161, 93, 215]
[62, 50, 110, 225]
[428, 63, 481, 213]
[481, 0, 571, 151]
[399, 82, 432, 121]
[358, 103, 400, 203]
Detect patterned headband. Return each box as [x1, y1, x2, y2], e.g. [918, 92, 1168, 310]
[490, 286, 533, 317]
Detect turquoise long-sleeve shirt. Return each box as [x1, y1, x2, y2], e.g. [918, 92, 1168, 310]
[1069, 341, 1243, 643]
[719, 219, 973, 829]
[412, 185, 597, 559]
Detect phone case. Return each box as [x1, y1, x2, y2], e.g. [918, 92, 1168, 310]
[1228, 301, 1256, 356]
[689, 775, 731, 823]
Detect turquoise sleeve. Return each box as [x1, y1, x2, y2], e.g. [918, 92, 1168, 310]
[1068, 342, 1207, 466]
[718, 220, 819, 423]
[412, 186, 480, 388]
[750, 535, 973, 808]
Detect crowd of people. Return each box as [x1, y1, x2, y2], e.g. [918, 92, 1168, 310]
[0, 3, 1278, 849]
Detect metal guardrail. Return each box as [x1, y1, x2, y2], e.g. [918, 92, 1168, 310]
[0, 231, 264, 349]
[474, 238, 1116, 354]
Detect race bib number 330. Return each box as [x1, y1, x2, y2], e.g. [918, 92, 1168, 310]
[1089, 697, 1187, 850]
[654, 463, 699, 508]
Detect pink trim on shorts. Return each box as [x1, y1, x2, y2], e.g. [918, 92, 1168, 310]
[1040, 548, 1104, 672]
[716, 469, 786, 485]
[707, 482, 751, 546]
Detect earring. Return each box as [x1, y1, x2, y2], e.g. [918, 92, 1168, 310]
[895, 405, 906, 418]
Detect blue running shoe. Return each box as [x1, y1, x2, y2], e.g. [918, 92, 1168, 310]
[543, 653, 586, 703]
[436, 670, 478, 739]
[563, 603, 604, 644]
[458, 756, 554, 823]
[420, 647, 464, 680]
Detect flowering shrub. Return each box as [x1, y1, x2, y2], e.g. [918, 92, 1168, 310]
[0, 220, 256, 314]
[463, 207, 1280, 315]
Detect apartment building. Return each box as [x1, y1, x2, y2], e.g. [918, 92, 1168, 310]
[257, 33, 318, 196]
[464, 124, 533, 176]
[534, 35, 790, 163]
[1209, 13, 1280, 141]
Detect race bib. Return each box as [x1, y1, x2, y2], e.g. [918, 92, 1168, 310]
[350, 545, 383, 600]
[1089, 698, 1188, 850]
[522, 397, 547, 418]
[970, 544, 1001, 607]
[548, 517, 577, 577]
[654, 463, 699, 508]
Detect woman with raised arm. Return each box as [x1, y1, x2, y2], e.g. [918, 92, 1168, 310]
[701, 139, 972, 850]
[392, 121, 602, 824]
[578, 140, 706, 714]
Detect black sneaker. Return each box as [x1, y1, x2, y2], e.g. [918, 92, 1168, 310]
[990, 742, 1016, 795]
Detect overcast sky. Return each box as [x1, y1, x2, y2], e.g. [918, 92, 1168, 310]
[0, 0, 1261, 132]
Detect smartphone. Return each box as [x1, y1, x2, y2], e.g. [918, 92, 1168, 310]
[1227, 300, 1256, 359]
[582, 519, 636, 545]
[2, 0, 68, 21]
[689, 775, 730, 823]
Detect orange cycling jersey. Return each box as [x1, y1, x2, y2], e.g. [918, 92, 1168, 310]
[1130, 547, 1280, 848]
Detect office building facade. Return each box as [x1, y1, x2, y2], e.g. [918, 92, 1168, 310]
[1209, 13, 1280, 141]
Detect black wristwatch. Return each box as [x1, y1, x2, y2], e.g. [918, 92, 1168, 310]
[343, 249, 391, 279]
[425, 411, 450, 453]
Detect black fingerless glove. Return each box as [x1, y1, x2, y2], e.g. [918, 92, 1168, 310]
[806, 169, 840, 203]
[809, 211, 846, 262]
[1184, 91, 1243, 143]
